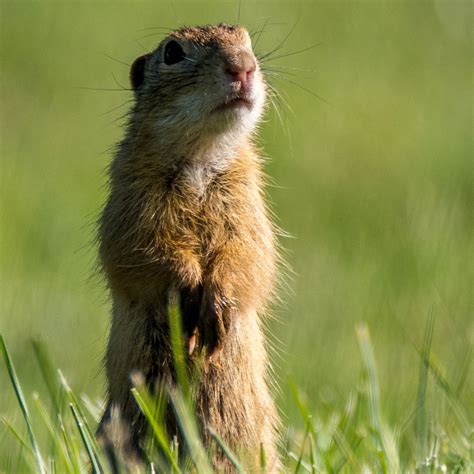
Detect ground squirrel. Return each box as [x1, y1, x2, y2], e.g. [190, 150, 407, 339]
[97, 23, 281, 472]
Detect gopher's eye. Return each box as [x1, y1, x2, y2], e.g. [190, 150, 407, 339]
[164, 41, 185, 65]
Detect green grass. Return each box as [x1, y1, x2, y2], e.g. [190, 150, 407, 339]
[1, 312, 471, 473]
[0, 0, 472, 471]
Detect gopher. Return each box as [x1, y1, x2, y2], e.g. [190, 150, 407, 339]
[97, 23, 281, 472]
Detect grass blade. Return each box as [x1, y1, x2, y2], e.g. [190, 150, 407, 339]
[58, 370, 102, 456]
[208, 427, 245, 473]
[288, 379, 330, 472]
[356, 324, 381, 433]
[288, 451, 312, 472]
[288, 378, 311, 423]
[33, 393, 74, 474]
[260, 442, 266, 472]
[169, 387, 213, 473]
[415, 310, 434, 464]
[455, 344, 472, 397]
[80, 394, 103, 422]
[2, 417, 33, 457]
[58, 414, 81, 474]
[31, 338, 62, 414]
[0, 334, 46, 473]
[69, 402, 103, 473]
[294, 419, 311, 473]
[416, 347, 471, 433]
[167, 291, 191, 400]
[308, 432, 316, 473]
[331, 429, 358, 472]
[356, 323, 400, 473]
[59, 370, 103, 472]
[131, 386, 181, 472]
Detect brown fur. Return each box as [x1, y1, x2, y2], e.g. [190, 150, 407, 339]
[97, 24, 280, 472]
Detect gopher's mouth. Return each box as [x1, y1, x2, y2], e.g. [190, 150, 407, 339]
[216, 95, 253, 112]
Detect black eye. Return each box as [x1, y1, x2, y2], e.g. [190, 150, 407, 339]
[164, 40, 185, 65]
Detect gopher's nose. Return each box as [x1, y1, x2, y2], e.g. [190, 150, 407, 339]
[225, 51, 256, 87]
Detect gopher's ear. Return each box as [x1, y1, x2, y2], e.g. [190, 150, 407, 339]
[130, 53, 151, 91]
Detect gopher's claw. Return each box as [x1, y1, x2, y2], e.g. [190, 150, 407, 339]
[198, 294, 228, 357]
[188, 333, 197, 356]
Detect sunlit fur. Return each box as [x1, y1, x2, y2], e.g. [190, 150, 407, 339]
[97, 24, 280, 472]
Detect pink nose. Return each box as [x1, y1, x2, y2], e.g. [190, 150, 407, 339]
[226, 65, 255, 87]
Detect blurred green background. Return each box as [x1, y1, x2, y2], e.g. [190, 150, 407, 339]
[0, 0, 471, 467]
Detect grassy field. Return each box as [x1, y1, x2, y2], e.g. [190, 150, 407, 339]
[0, 0, 472, 472]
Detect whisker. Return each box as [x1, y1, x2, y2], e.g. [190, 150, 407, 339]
[263, 64, 318, 74]
[134, 40, 148, 52]
[237, 0, 242, 23]
[102, 53, 130, 68]
[253, 17, 271, 50]
[264, 68, 314, 82]
[263, 68, 299, 78]
[268, 93, 284, 131]
[271, 75, 329, 105]
[168, 0, 178, 23]
[136, 26, 174, 32]
[108, 110, 133, 127]
[111, 72, 130, 90]
[77, 86, 132, 92]
[100, 99, 134, 117]
[269, 95, 284, 121]
[267, 82, 293, 116]
[135, 32, 169, 42]
[266, 84, 292, 142]
[257, 17, 301, 62]
[260, 42, 323, 63]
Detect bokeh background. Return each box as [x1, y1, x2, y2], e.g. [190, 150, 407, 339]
[1, 0, 471, 467]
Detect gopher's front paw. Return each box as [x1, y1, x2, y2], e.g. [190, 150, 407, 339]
[198, 287, 234, 358]
[174, 250, 202, 288]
